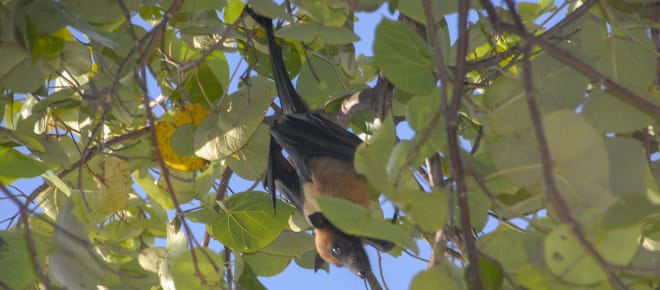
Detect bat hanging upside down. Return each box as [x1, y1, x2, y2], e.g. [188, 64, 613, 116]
[245, 7, 393, 279]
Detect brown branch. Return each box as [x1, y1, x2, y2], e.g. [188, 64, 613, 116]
[500, 1, 628, 289]
[420, 0, 483, 288]
[224, 246, 233, 290]
[203, 167, 233, 248]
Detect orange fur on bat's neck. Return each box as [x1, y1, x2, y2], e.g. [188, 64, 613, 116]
[302, 156, 369, 219]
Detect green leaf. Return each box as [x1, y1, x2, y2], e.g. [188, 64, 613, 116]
[138, 247, 167, 274]
[207, 50, 231, 94]
[171, 123, 196, 157]
[178, 0, 225, 12]
[605, 195, 652, 228]
[171, 248, 225, 289]
[518, 264, 571, 290]
[0, 231, 49, 289]
[49, 201, 105, 289]
[543, 111, 615, 214]
[237, 263, 267, 290]
[410, 266, 464, 290]
[276, 23, 319, 43]
[194, 77, 275, 160]
[134, 170, 175, 210]
[319, 26, 360, 45]
[0, 146, 51, 184]
[582, 90, 655, 133]
[465, 256, 503, 290]
[316, 196, 416, 251]
[606, 137, 646, 197]
[594, 29, 656, 100]
[0, 127, 45, 152]
[211, 191, 293, 252]
[532, 54, 589, 110]
[243, 251, 292, 276]
[292, 0, 347, 26]
[488, 132, 541, 188]
[166, 217, 188, 262]
[226, 125, 269, 180]
[406, 88, 447, 153]
[374, 20, 435, 96]
[398, 0, 456, 24]
[544, 225, 606, 285]
[478, 225, 527, 271]
[481, 76, 530, 136]
[183, 60, 226, 104]
[397, 189, 448, 233]
[61, 0, 132, 24]
[594, 223, 642, 265]
[464, 183, 492, 232]
[260, 230, 315, 258]
[296, 54, 351, 108]
[247, 0, 290, 21]
[355, 116, 396, 195]
[0, 56, 44, 93]
[60, 41, 93, 76]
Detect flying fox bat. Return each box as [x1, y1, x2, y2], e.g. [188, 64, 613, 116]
[245, 7, 393, 279]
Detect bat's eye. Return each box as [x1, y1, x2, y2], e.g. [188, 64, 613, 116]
[331, 246, 343, 256]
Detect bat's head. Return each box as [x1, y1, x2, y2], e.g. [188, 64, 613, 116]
[308, 213, 371, 278]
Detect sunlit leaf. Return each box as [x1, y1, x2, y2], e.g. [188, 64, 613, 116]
[226, 125, 269, 180]
[0, 146, 51, 184]
[211, 191, 293, 252]
[194, 77, 275, 160]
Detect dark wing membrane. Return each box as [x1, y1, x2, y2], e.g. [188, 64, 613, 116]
[266, 137, 303, 210]
[270, 113, 362, 182]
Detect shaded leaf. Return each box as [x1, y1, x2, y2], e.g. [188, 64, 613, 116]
[171, 248, 225, 289]
[374, 20, 435, 96]
[316, 196, 416, 251]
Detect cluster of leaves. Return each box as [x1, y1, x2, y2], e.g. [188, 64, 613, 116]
[0, 0, 658, 289]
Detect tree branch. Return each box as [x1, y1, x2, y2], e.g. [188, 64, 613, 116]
[422, 0, 483, 289]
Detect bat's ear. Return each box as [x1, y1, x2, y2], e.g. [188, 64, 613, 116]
[308, 212, 329, 228]
[313, 253, 326, 272]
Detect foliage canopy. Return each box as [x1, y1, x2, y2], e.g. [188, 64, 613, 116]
[0, 0, 659, 289]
